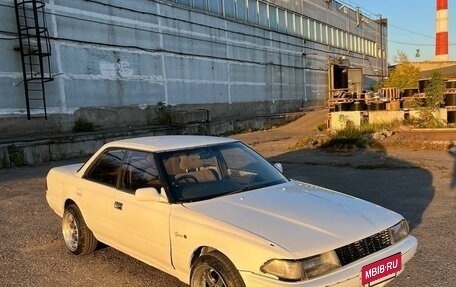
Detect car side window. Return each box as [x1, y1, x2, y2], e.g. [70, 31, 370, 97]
[120, 150, 162, 193]
[85, 149, 124, 187]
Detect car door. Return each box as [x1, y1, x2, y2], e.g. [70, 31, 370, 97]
[79, 148, 124, 242]
[112, 149, 172, 270]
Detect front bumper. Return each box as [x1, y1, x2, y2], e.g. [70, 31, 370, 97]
[240, 235, 418, 287]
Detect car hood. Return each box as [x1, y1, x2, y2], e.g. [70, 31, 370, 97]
[183, 180, 402, 258]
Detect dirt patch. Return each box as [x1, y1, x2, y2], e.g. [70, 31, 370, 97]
[236, 111, 456, 157]
[232, 109, 328, 157]
[380, 130, 456, 150]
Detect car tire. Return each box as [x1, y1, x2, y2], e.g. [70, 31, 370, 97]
[62, 204, 98, 255]
[190, 251, 246, 287]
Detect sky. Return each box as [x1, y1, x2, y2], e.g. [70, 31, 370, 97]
[341, 0, 455, 63]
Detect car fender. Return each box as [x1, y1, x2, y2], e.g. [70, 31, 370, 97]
[169, 204, 293, 283]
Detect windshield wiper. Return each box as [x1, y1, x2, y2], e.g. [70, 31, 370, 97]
[224, 182, 270, 196]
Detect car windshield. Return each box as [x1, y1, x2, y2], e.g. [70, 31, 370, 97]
[158, 142, 288, 202]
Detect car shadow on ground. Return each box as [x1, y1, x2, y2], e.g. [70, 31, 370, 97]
[269, 148, 435, 231]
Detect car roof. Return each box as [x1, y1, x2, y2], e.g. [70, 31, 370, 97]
[103, 135, 238, 152]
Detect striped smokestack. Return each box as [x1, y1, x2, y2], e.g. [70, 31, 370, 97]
[436, 0, 449, 61]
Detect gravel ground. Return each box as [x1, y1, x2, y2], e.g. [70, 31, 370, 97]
[0, 161, 187, 287]
[0, 114, 455, 286]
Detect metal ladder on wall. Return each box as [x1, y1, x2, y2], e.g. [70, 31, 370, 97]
[14, 0, 53, 120]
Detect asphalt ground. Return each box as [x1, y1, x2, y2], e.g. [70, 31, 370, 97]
[0, 115, 455, 286]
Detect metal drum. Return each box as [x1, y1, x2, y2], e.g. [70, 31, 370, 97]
[419, 80, 430, 93]
[351, 101, 367, 111]
[367, 104, 377, 111]
[446, 81, 456, 89]
[369, 102, 386, 111]
[402, 88, 418, 98]
[376, 102, 386, 110]
[444, 94, 456, 106]
[448, 111, 456, 123]
[336, 102, 351, 111]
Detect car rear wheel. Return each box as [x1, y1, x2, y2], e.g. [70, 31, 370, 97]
[190, 251, 245, 287]
[62, 204, 98, 255]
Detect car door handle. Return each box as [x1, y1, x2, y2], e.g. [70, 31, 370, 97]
[114, 201, 123, 210]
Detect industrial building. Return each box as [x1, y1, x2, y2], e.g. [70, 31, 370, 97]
[0, 0, 387, 135]
[327, 0, 455, 129]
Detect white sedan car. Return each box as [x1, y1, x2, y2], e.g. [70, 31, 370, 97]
[46, 135, 417, 287]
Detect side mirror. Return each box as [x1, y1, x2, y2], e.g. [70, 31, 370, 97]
[274, 163, 283, 173]
[135, 187, 161, 202]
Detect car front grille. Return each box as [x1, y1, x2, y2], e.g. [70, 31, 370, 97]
[335, 229, 392, 266]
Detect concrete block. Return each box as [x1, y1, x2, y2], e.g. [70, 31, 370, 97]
[172, 109, 210, 124]
[230, 64, 268, 83]
[408, 110, 420, 119]
[440, 108, 448, 122]
[0, 146, 10, 167]
[162, 34, 228, 58]
[369, 111, 405, 124]
[0, 78, 27, 108]
[49, 138, 104, 161]
[60, 45, 163, 77]
[167, 82, 229, 104]
[0, 116, 65, 136]
[209, 121, 234, 135]
[408, 109, 447, 122]
[23, 144, 52, 165]
[165, 57, 228, 82]
[55, 0, 158, 16]
[64, 80, 165, 107]
[230, 84, 269, 102]
[330, 111, 361, 130]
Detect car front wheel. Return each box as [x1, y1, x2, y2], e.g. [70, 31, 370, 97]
[62, 204, 98, 255]
[190, 251, 246, 287]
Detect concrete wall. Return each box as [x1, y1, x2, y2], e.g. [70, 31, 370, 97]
[0, 111, 304, 167]
[0, 0, 385, 136]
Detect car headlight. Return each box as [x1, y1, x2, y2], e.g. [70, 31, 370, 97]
[389, 220, 409, 244]
[260, 259, 303, 281]
[260, 251, 341, 281]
